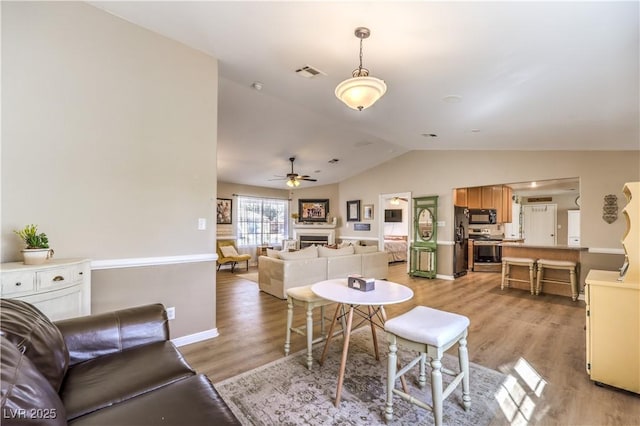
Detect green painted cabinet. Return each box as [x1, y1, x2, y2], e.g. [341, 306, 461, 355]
[410, 196, 438, 278]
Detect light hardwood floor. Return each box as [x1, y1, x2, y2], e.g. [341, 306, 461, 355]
[180, 263, 639, 425]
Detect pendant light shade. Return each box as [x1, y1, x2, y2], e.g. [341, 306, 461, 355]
[335, 27, 387, 111]
[335, 76, 387, 111]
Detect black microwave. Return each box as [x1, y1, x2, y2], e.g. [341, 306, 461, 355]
[469, 209, 497, 224]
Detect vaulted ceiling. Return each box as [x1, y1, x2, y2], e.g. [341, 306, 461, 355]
[91, 1, 639, 188]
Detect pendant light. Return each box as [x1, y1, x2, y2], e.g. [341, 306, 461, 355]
[335, 27, 387, 111]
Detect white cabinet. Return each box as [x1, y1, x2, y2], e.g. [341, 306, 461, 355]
[1, 258, 91, 321]
[584, 182, 639, 394]
[567, 210, 580, 246]
[585, 270, 639, 393]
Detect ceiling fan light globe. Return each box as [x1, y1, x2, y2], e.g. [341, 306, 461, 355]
[335, 76, 387, 111]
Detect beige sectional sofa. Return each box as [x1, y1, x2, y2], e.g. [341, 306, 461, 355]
[258, 245, 389, 299]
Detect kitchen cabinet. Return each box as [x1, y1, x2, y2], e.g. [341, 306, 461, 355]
[463, 185, 512, 222]
[567, 210, 580, 246]
[410, 196, 438, 278]
[1, 258, 91, 321]
[467, 187, 482, 209]
[453, 188, 467, 207]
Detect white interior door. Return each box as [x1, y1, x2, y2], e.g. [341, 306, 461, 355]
[522, 204, 557, 245]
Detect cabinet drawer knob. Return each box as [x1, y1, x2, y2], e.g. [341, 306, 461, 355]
[15, 282, 22, 287]
[53, 276, 65, 282]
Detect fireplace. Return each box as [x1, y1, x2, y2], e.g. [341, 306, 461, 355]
[299, 235, 329, 248]
[293, 223, 336, 248]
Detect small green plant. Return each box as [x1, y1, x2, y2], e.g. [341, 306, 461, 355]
[14, 224, 50, 249]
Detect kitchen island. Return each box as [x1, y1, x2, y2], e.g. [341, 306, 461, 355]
[501, 243, 588, 298]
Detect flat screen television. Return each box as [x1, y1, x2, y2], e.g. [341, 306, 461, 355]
[384, 209, 403, 223]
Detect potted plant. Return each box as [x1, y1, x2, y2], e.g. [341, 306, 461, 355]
[13, 224, 54, 265]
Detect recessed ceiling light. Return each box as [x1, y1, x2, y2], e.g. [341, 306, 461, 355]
[328, 158, 339, 164]
[251, 81, 263, 91]
[443, 95, 462, 103]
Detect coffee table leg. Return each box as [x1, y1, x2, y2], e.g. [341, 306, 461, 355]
[368, 306, 380, 360]
[320, 303, 342, 366]
[335, 305, 354, 407]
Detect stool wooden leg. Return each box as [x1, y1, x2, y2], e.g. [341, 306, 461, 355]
[305, 303, 314, 370]
[430, 357, 444, 426]
[501, 261, 507, 290]
[529, 263, 535, 295]
[284, 297, 293, 356]
[570, 268, 578, 301]
[418, 353, 427, 388]
[536, 264, 543, 295]
[459, 333, 471, 410]
[385, 335, 398, 422]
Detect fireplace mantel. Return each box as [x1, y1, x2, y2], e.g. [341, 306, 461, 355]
[294, 223, 336, 229]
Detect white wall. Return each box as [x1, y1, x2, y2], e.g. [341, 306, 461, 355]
[2, 2, 219, 338]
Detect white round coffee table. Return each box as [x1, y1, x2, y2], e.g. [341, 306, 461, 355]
[312, 278, 414, 406]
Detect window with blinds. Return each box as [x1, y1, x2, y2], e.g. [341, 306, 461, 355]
[236, 196, 289, 247]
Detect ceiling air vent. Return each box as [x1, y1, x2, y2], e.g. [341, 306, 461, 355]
[295, 65, 326, 78]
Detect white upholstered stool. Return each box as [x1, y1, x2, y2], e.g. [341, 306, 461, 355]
[536, 259, 579, 301]
[384, 306, 471, 426]
[501, 256, 537, 294]
[284, 285, 342, 370]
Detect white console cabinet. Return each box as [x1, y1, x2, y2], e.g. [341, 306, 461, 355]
[1, 258, 91, 321]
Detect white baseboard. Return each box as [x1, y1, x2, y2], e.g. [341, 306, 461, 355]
[171, 328, 219, 347]
[437, 274, 455, 280]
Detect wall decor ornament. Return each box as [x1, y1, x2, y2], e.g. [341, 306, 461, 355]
[602, 194, 618, 224]
[217, 198, 233, 224]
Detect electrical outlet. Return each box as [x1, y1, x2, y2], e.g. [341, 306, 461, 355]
[198, 218, 206, 230]
[166, 307, 176, 320]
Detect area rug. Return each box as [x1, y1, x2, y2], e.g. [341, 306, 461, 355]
[236, 272, 259, 283]
[215, 327, 505, 425]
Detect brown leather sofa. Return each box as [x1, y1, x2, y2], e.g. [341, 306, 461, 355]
[0, 298, 240, 425]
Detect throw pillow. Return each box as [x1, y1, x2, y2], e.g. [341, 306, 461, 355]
[266, 248, 281, 259]
[338, 240, 358, 248]
[220, 245, 239, 257]
[354, 245, 378, 254]
[318, 245, 355, 257]
[279, 245, 318, 260]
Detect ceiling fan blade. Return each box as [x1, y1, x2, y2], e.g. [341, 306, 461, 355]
[268, 177, 287, 181]
[300, 177, 317, 182]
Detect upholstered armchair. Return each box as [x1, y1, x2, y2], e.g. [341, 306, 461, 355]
[216, 240, 251, 272]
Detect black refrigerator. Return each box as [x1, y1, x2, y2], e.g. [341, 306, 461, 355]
[453, 207, 469, 277]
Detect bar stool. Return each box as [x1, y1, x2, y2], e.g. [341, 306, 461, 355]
[284, 285, 343, 370]
[536, 259, 579, 301]
[501, 256, 537, 294]
[384, 306, 471, 426]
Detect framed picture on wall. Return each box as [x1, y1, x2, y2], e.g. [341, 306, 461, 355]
[298, 199, 329, 222]
[363, 204, 374, 220]
[217, 198, 232, 224]
[347, 200, 360, 222]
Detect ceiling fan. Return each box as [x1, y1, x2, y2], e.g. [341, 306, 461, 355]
[269, 157, 317, 187]
[389, 196, 409, 205]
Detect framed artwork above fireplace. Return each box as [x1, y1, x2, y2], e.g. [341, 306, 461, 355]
[298, 199, 329, 222]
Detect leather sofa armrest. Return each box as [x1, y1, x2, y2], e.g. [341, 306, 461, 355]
[55, 303, 169, 366]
